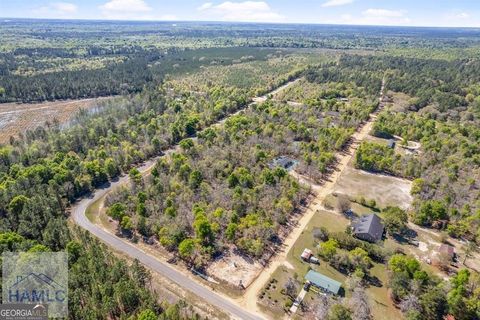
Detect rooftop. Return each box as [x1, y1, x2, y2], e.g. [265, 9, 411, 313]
[353, 214, 384, 242]
[270, 156, 298, 171]
[301, 248, 312, 259]
[305, 270, 341, 295]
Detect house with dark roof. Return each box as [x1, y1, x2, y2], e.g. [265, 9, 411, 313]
[305, 270, 341, 295]
[352, 214, 385, 243]
[269, 156, 298, 171]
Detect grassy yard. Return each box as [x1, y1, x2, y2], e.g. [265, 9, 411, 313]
[368, 263, 402, 320]
[286, 210, 350, 278]
[280, 209, 403, 319]
[257, 265, 300, 318]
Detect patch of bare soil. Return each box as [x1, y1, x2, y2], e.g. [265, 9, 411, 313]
[386, 91, 412, 112]
[0, 97, 111, 144]
[334, 166, 413, 210]
[208, 250, 263, 288]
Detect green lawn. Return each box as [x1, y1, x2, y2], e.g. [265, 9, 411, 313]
[286, 210, 350, 281]
[283, 209, 403, 319]
[258, 265, 300, 318]
[368, 263, 402, 320]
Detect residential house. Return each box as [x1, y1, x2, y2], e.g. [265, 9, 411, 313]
[352, 214, 385, 243]
[305, 270, 341, 295]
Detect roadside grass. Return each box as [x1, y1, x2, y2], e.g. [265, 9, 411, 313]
[323, 193, 376, 216]
[85, 192, 114, 231]
[85, 196, 102, 223]
[257, 265, 297, 319]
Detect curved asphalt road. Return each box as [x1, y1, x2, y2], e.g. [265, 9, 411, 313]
[72, 189, 262, 320]
[71, 78, 302, 320]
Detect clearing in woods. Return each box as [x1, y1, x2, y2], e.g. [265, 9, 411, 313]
[0, 97, 109, 144]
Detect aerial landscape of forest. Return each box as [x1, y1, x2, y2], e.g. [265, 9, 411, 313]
[0, 1, 479, 319]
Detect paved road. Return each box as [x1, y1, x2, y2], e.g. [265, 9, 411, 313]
[71, 78, 302, 320]
[72, 190, 262, 320]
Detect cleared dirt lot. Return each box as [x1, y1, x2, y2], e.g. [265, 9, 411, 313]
[0, 97, 109, 144]
[208, 251, 264, 288]
[334, 165, 413, 210]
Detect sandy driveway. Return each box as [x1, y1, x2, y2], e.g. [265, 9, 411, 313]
[72, 77, 303, 320]
[239, 77, 386, 316]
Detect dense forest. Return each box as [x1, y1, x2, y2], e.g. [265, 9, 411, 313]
[370, 111, 479, 241]
[0, 49, 313, 318]
[333, 55, 480, 243]
[104, 92, 376, 264]
[0, 47, 291, 102]
[0, 228, 201, 319]
[1, 19, 480, 320]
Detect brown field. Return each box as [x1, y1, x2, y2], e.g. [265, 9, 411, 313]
[333, 165, 413, 210]
[0, 97, 110, 144]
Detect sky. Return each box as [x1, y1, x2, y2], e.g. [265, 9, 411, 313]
[1, 0, 479, 28]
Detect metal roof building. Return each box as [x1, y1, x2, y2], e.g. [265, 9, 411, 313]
[305, 270, 341, 295]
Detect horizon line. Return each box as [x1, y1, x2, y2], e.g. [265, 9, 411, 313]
[1, 16, 480, 30]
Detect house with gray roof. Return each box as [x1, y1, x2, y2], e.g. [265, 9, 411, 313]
[269, 156, 298, 171]
[352, 214, 385, 243]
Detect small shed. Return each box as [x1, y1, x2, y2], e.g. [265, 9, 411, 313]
[301, 248, 312, 261]
[305, 270, 341, 295]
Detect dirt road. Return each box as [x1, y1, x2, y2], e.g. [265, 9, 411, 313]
[239, 76, 386, 316]
[71, 77, 302, 320]
[73, 75, 385, 320]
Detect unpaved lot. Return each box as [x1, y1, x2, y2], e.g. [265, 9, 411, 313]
[334, 165, 413, 210]
[208, 251, 263, 288]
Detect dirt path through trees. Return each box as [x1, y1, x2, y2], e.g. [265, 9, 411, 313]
[239, 76, 386, 316]
[72, 77, 304, 320]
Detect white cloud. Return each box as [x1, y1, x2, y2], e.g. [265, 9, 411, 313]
[51, 2, 78, 13]
[159, 14, 178, 21]
[454, 12, 470, 19]
[99, 0, 154, 19]
[198, 1, 284, 22]
[321, 0, 354, 8]
[363, 8, 406, 18]
[33, 2, 78, 18]
[198, 3, 214, 11]
[329, 8, 411, 26]
[100, 0, 151, 13]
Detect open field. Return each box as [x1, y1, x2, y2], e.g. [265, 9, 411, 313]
[333, 165, 413, 210]
[0, 97, 109, 143]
